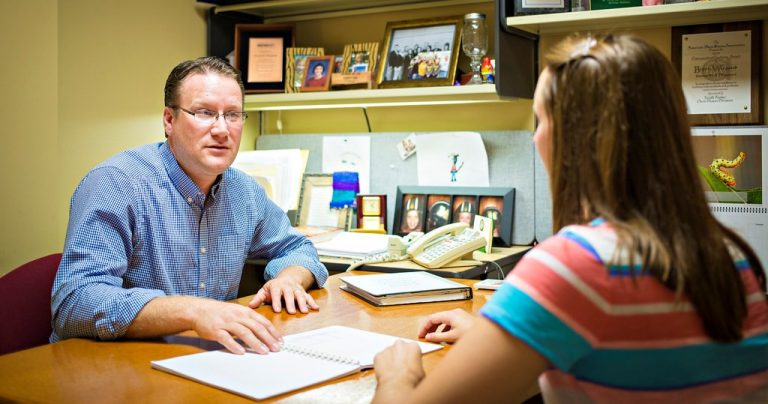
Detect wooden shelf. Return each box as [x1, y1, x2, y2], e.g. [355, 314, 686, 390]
[506, 0, 768, 35]
[243, 84, 508, 111]
[215, 0, 491, 23]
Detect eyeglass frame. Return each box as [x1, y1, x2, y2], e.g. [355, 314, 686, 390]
[170, 106, 248, 125]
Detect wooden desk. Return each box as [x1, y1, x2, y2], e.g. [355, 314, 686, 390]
[0, 273, 496, 403]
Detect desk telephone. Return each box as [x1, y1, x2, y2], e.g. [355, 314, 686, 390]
[346, 222, 486, 271]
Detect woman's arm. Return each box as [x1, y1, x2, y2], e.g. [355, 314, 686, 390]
[374, 316, 548, 404]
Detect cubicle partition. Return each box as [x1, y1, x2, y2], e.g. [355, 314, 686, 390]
[257, 131, 549, 246]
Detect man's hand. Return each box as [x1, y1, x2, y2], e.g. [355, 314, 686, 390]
[125, 295, 282, 355]
[191, 299, 283, 355]
[248, 266, 319, 314]
[417, 308, 475, 343]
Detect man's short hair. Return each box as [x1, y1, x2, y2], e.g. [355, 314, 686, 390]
[164, 56, 244, 107]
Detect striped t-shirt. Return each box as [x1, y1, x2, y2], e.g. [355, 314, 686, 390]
[481, 219, 768, 403]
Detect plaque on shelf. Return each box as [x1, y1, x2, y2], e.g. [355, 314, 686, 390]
[513, 0, 569, 16]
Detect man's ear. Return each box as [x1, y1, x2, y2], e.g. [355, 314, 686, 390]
[163, 107, 175, 137]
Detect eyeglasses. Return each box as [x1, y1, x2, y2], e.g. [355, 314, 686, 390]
[172, 106, 248, 126]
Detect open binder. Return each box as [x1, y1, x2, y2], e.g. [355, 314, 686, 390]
[151, 325, 442, 400]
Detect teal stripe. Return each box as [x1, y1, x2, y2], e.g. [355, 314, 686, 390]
[571, 333, 768, 389]
[480, 282, 593, 370]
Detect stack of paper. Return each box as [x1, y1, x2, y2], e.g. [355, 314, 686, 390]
[312, 231, 389, 259]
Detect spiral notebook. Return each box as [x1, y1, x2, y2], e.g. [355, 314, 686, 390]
[151, 325, 442, 400]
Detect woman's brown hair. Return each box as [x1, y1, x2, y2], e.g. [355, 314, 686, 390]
[539, 34, 765, 342]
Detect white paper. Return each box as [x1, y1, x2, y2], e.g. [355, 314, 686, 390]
[306, 186, 339, 227]
[415, 132, 489, 186]
[151, 326, 441, 401]
[340, 272, 468, 296]
[681, 30, 752, 115]
[322, 136, 371, 194]
[313, 231, 389, 259]
[232, 149, 307, 211]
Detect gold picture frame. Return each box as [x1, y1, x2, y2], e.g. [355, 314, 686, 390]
[296, 174, 353, 230]
[377, 16, 463, 89]
[285, 47, 324, 93]
[341, 42, 379, 74]
[300, 55, 335, 92]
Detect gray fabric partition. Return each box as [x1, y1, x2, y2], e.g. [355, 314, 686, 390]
[257, 131, 543, 245]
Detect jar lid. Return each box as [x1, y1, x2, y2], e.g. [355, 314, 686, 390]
[464, 12, 485, 20]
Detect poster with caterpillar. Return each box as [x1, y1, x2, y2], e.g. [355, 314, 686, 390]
[691, 126, 767, 288]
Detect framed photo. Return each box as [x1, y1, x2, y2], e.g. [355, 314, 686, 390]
[425, 194, 451, 232]
[377, 16, 462, 88]
[234, 23, 295, 94]
[671, 21, 763, 125]
[296, 174, 352, 230]
[394, 186, 515, 246]
[285, 47, 324, 93]
[452, 195, 478, 226]
[300, 55, 335, 92]
[478, 196, 504, 238]
[342, 42, 380, 74]
[396, 194, 426, 235]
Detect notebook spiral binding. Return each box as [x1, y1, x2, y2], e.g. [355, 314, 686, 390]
[281, 343, 361, 366]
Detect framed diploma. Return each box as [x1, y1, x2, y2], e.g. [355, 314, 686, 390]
[234, 23, 295, 94]
[672, 21, 763, 125]
[355, 194, 387, 232]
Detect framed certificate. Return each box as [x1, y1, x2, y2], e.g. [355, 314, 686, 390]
[672, 21, 763, 125]
[234, 23, 295, 93]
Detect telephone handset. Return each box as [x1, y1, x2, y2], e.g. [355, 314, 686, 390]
[406, 222, 486, 269]
[345, 222, 485, 271]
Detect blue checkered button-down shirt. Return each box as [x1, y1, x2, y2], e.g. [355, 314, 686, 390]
[51, 142, 327, 342]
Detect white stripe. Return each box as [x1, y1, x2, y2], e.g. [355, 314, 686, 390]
[527, 248, 695, 315]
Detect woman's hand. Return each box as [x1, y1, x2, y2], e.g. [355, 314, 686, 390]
[417, 308, 475, 343]
[373, 340, 425, 403]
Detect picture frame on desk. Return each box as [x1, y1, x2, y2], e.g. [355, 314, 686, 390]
[377, 16, 462, 89]
[285, 47, 324, 93]
[234, 23, 295, 94]
[296, 173, 352, 230]
[671, 21, 763, 125]
[393, 186, 515, 247]
[356, 194, 387, 232]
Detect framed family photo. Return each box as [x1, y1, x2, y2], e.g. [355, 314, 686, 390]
[377, 16, 463, 88]
[285, 47, 324, 93]
[341, 42, 379, 74]
[393, 186, 515, 246]
[234, 23, 295, 93]
[300, 55, 334, 92]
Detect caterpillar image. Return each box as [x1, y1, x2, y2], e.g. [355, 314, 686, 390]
[709, 152, 746, 188]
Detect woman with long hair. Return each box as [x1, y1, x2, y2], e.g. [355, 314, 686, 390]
[372, 34, 767, 403]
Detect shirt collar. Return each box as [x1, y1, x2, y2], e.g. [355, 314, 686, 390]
[160, 141, 211, 207]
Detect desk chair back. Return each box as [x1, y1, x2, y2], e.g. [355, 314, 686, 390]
[0, 253, 62, 355]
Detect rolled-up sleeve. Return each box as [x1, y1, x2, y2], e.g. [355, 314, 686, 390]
[247, 185, 328, 287]
[51, 167, 164, 342]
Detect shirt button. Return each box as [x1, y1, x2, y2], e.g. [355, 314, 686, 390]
[187, 197, 193, 204]
[199, 282, 205, 290]
[200, 247, 207, 254]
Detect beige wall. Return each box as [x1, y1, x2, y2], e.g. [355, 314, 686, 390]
[0, 0, 212, 275]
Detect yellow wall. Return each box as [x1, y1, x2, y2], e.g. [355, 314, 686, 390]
[0, 0, 212, 275]
[0, 0, 60, 275]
